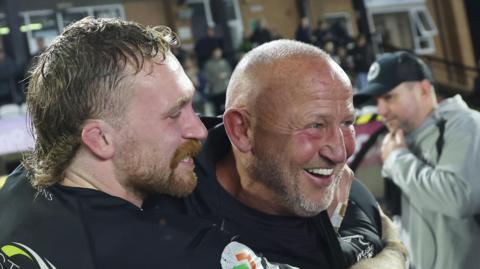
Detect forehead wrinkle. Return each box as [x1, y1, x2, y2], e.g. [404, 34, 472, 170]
[252, 57, 346, 133]
[289, 85, 354, 127]
[237, 52, 353, 136]
[251, 84, 292, 134]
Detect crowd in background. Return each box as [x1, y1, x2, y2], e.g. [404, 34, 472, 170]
[0, 16, 377, 178]
[170, 18, 376, 116]
[1, 16, 479, 115]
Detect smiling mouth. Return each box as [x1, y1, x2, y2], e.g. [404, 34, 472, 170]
[303, 168, 335, 187]
[304, 168, 334, 177]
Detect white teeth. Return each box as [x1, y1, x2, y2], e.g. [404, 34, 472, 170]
[305, 168, 333, 176]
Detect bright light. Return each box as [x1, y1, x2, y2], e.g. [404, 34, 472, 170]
[20, 23, 43, 32]
[0, 23, 43, 35]
[0, 27, 10, 35]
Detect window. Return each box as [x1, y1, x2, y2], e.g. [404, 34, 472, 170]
[410, 7, 437, 54]
[187, 0, 243, 49]
[324, 12, 354, 36]
[369, 4, 438, 54]
[20, 10, 58, 55]
[412, 7, 437, 34]
[57, 4, 125, 29]
[18, 5, 125, 56]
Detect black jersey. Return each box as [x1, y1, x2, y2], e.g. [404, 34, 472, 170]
[178, 117, 384, 269]
[0, 166, 232, 269]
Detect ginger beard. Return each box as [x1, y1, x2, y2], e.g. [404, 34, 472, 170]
[116, 137, 202, 198]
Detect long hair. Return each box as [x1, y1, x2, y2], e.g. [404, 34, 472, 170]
[24, 17, 178, 188]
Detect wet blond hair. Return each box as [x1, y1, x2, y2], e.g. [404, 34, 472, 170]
[25, 17, 177, 188]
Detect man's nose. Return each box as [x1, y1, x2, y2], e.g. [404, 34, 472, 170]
[377, 99, 388, 117]
[319, 127, 347, 164]
[183, 111, 208, 140]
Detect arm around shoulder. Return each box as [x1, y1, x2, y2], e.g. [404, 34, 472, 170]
[348, 208, 408, 269]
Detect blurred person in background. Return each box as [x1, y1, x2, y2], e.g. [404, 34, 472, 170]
[295, 17, 313, 44]
[355, 51, 480, 269]
[336, 45, 355, 82]
[0, 44, 21, 105]
[31, 36, 47, 59]
[329, 21, 353, 48]
[194, 26, 223, 69]
[352, 34, 374, 91]
[313, 19, 333, 49]
[323, 40, 338, 62]
[182, 54, 211, 115]
[250, 19, 273, 47]
[203, 47, 231, 115]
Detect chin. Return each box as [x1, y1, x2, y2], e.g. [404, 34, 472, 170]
[294, 206, 325, 217]
[294, 196, 331, 217]
[166, 181, 197, 197]
[167, 172, 198, 197]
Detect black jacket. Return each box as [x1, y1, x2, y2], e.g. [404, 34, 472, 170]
[155, 117, 384, 269]
[0, 166, 232, 269]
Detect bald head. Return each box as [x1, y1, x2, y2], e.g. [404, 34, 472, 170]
[225, 39, 349, 112]
[221, 41, 355, 217]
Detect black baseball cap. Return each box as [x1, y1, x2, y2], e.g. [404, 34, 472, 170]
[354, 51, 434, 106]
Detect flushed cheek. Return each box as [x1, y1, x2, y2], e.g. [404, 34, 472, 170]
[291, 134, 320, 164]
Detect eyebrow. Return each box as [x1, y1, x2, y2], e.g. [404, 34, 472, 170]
[163, 95, 191, 117]
[306, 110, 355, 123]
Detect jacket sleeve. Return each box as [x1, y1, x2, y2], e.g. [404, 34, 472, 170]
[382, 115, 480, 218]
[339, 180, 384, 266]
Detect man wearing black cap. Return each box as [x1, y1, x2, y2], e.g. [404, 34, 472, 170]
[355, 51, 480, 269]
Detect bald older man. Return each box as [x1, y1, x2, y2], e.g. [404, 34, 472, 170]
[155, 40, 407, 269]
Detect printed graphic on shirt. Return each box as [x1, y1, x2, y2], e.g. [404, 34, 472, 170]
[0, 175, 6, 190]
[340, 235, 375, 261]
[0, 242, 56, 269]
[221, 241, 299, 269]
[35, 189, 54, 202]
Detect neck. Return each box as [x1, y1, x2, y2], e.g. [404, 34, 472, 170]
[62, 152, 144, 208]
[415, 97, 438, 131]
[216, 151, 290, 216]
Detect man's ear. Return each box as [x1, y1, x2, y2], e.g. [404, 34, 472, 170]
[223, 109, 253, 153]
[81, 120, 115, 160]
[420, 79, 433, 97]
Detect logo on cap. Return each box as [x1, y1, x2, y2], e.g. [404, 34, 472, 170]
[367, 62, 380, 82]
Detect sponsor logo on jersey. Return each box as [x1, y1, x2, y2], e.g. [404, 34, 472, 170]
[35, 189, 54, 202]
[221, 242, 262, 269]
[221, 241, 299, 269]
[340, 235, 375, 261]
[0, 242, 56, 269]
[0, 175, 7, 190]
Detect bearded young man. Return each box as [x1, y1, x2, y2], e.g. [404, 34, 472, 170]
[0, 17, 235, 269]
